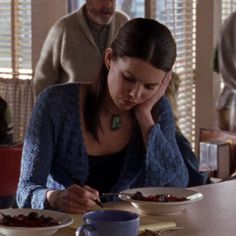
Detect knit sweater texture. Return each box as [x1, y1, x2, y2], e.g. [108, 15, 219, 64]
[16, 83, 188, 209]
[33, 5, 129, 95]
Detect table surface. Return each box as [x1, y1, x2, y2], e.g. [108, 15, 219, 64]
[57, 180, 236, 236]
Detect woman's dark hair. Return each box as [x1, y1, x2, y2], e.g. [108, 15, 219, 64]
[0, 97, 8, 142]
[84, 18, 177, 140]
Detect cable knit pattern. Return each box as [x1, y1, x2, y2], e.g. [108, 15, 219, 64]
[16, 83, 188, 209]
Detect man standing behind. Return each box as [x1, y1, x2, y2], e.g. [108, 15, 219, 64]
[34, 0, 129, 96]
[216, 11, 236, 131]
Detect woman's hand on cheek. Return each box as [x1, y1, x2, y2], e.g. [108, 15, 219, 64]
[135, 72, 172, 116]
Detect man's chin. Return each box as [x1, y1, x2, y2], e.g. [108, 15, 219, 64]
[98, 15, 114, 25]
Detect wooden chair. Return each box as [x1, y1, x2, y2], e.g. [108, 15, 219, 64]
[0, 146, 22, 208]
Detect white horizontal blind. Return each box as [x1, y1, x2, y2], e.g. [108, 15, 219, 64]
[153, 0, 196, 146]
[0, 0, 32, 80]
[222, 0, 236, 22]
[0, 0, 34, 142]
[117, 0, 145, 17]
[0, 1, 11, 72]
[16, 0, 32, 78]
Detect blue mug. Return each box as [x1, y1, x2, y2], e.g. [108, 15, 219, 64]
[76, 210, 140, 236]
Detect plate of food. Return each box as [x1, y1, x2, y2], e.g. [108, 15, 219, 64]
[119, 187, 203, 216]
[0, 208, 73, 236]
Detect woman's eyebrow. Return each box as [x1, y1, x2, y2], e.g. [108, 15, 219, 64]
[124, 70, 136, 78]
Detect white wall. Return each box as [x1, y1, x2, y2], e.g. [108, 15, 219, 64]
[31, 0, 67, 69]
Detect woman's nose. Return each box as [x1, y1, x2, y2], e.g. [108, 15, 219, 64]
[129, 85, 143, 100]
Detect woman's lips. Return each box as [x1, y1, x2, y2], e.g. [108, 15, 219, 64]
[123, 99, 137, 106]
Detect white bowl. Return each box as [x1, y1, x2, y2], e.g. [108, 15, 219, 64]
[119, 187, 203, 216]
[0, 208, 73, 236]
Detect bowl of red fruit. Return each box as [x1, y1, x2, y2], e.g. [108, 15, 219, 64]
[119, 187, 203, 216]
[0, 208, 73, 236]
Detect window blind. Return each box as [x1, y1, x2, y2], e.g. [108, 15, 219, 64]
[0, 1, 11, 74]
[0, 0, 32, 80]
[117, 0, 144, 17]
[222, 0, 236, 22]
[152, 0, 197, 146]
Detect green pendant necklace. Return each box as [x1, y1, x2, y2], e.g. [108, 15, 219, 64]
[111, 115, 122, 131]
[103, 105, 127, 131]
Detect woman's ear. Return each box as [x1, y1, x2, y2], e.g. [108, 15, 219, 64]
[104, 48, 113, 70]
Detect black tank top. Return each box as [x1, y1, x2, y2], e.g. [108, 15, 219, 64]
[86, 148, 126, 194]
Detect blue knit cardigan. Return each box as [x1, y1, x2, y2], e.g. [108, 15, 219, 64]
[16, 83, 188, 209]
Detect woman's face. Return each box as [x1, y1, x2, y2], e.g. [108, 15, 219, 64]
[105, 49, 167, 111]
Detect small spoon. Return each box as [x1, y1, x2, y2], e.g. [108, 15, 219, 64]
[145, 226, 184, 235]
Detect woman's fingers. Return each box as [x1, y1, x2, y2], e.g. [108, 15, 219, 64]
[83, 185, 100, 198]
[60, 193, 97, 213]
[49, 184, 100, 213]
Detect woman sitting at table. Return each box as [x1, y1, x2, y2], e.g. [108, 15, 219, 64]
[16, 18, 188, 213]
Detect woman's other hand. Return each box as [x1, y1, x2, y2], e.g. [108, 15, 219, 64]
[134, 72, 172, 146]
[46, 184, 100, 214]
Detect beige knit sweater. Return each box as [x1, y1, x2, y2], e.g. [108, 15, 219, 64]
[33, 5, 129, 96]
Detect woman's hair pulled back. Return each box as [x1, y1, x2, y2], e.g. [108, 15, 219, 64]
[111, 18, 176, 72]
[85, 18, 177, 140]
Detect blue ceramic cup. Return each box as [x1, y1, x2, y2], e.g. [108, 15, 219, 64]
[76, 210, 140, 236]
